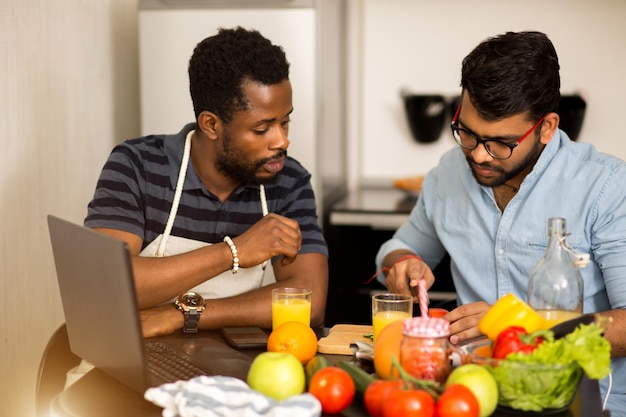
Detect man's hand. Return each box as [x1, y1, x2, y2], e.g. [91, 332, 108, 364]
[233, 213, 302, 268]
[140, 304, 184, 338]
[444, 301, 491, 345]
[385, 256, 435, 298]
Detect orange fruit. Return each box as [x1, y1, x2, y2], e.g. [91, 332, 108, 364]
[373, 319, 404, 379]
[267, 321, 318, 364]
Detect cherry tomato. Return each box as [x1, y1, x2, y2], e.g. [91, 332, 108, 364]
[436, 384, 480, 417]
[308, 366, 355, 414]
[363, 379, 405, 417]
[383, 389, 435, 417]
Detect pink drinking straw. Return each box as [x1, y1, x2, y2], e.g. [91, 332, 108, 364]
[418, 279, 429, 317]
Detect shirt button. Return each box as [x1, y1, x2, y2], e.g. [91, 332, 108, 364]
[498, 248, 504, 255]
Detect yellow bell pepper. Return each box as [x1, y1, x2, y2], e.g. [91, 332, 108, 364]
[478, 293, 545, 340]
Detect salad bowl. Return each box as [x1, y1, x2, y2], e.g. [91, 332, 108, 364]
[461, 339, 583, 414]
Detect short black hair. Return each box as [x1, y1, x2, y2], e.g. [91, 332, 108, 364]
[461, 31, 560, 122]
[188, 26, 290, 123]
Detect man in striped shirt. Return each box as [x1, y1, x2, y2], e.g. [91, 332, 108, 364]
[84, 27, 328, 337]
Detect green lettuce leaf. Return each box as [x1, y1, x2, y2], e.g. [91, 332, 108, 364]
[527, 322, 612, 379]
[489, 323, 611, 412]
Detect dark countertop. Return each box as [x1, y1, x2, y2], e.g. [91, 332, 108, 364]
[328, 187, 417, 229]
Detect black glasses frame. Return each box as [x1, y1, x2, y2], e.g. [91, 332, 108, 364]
[450, 104, 545, 160]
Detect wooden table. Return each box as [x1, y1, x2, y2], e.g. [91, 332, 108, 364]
[50, 328, 607, 417]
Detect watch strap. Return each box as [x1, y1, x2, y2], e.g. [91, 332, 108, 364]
[182, 309, 201, 333]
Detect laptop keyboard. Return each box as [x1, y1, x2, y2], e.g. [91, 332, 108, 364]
[145, 341, 209, 383]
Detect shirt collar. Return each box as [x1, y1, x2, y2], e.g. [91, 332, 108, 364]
[163, 123, 203, 191]
[521, 128, 563, 186]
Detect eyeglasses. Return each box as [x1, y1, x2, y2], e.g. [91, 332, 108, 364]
[450, 104, 545, 160]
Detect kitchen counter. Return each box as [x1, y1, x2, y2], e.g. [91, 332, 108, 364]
[328, 187, 416, 229]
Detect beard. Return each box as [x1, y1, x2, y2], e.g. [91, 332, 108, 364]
[215, 131, 287, 185]
[466, 137, 544, 187]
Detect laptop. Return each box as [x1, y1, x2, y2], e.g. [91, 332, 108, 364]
[47, 215, 252, 393]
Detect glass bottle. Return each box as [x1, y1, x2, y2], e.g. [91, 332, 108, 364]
[527, 217, 584, 327]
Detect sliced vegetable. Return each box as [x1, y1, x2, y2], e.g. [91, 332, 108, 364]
[478, 293, 545, 340]
[492, 326, 552, 359]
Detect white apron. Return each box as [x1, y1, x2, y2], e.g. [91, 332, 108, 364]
[139, 130, 269, 299]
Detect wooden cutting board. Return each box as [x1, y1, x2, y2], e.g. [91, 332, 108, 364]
[317, 324, 373, 355]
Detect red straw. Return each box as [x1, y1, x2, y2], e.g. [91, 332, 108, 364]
[418, 279, 429, 317]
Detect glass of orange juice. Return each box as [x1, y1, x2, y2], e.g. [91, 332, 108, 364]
[372, 293, 413, 341]
[271, 288, 312, 329]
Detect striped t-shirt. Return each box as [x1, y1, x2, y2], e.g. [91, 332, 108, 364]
[85, 123, 328, 257]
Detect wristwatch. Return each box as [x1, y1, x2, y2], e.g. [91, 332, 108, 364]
[175, 291, 205, 333]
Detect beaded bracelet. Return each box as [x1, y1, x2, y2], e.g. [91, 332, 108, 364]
[223, 236, 239, 274]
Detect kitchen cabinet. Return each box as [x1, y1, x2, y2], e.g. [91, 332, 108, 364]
[323, 187, 456, 326]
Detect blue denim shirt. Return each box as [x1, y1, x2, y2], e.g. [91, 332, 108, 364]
[376, 129, 626, 415]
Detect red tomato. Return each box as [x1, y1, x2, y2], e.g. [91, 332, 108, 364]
[383, 389, 435, 417]
[363, 379, 405, 417]
[308, 367, 355, 414]
[437, 384, 480, 417]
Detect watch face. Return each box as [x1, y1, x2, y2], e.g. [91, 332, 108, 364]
[180, 292, 204, 307]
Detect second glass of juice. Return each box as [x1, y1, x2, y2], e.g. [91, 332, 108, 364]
[372, 293, 413, 341]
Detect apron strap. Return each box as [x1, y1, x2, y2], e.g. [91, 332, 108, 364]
[155, 130, 193, 256]
[260, 183, 268, 270]
[260, 184, 268, 216]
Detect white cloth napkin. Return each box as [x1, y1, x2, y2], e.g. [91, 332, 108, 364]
[144, 375, 321, 417]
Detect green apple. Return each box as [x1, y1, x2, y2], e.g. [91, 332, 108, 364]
[247, 352, 305, 401]
[446, 364, 498, 417]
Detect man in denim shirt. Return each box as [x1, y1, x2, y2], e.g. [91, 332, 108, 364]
[377, 31, 626, 415]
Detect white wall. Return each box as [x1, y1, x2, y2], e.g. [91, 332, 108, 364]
[0, 1, 139, 416]
[352, 0, 626, 184]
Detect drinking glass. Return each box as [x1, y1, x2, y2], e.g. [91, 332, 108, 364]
[372, 293, 413, 341]
[271, 288, 312, 329]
